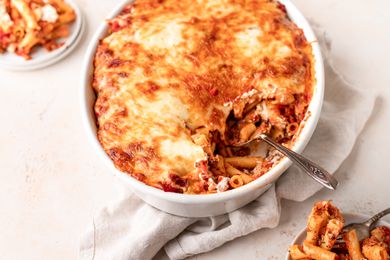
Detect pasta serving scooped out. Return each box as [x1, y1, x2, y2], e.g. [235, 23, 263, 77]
[0, 0, 76, 59]
[92, 0, 315, 194]
[289, 201, 390, 260]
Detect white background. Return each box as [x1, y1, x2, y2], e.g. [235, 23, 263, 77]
[0, 0, 389, 259]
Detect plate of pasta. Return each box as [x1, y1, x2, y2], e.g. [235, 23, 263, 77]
[287, 201, 390, 260]
[0, 0, 83, 70]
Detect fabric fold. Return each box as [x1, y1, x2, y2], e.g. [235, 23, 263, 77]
[165, 186, 280, 260]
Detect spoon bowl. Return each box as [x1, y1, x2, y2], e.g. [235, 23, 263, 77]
[232, 133, 338, 190]
[338, 207, 390, 242]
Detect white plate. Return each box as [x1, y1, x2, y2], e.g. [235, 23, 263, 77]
[0, 0, 83, 71]
[285, 212, 390, 260]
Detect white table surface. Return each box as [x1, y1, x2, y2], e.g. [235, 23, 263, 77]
[1, 0, 389, 259]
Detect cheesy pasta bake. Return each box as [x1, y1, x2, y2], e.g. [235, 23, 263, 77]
[0, 0, 75, 59]
[93, 0, 315, 194]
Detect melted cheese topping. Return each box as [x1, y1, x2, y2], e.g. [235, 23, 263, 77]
[216, 177, 230, 193]
[93, 0, 315, 194]
[40, 4, 59, 23]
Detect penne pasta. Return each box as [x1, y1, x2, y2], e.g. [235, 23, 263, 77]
[225, 156, 262, 169]
[13, 24, 25, 39]
[229, 175, 244, 188]
[286, 122, 299, 137]
[223, 161, 254, 185]
[11, 0, 40, 30]
[243, 99, 261, 115]
[362, 227, 390, 260]
[225, 162, 244, 176]
[239, 123, 257, 143]
[270, 126, 285, 141]
[16, 30, 40, 56]
[302, 241, 338, 260]
[321, 219, 344, 250]
[191, 133, 209, 147]
[343, 229, 365, 260]
[239, 173, 253, 184]
[211, 142, 216, 153]
[211, 155, 226, 176]
[362, 243, 389, 260]
[289, 245, 310, 259]
[48, 24, 69, 39]
[370, 226, 390, 244]
[306, 209, 329, 245]
[306, 201, 344, 246]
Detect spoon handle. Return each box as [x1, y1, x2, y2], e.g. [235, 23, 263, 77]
[365, 208, 390, 228]
[258, 134, 338, 190]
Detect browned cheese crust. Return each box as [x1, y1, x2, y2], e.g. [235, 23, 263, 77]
[93, 0, 315, 194]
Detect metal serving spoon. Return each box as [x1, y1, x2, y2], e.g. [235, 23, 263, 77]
[232, 133, 338, 190]
[339, 208, 390, 242]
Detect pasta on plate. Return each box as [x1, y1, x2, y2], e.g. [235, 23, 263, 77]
[0, 0, 75, 59]
[93, 0, 315, 194]
[289, 201, 390, 260]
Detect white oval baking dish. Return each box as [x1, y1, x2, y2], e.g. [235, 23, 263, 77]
[80, 0, 324, 217]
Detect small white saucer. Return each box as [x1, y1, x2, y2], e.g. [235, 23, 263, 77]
[0, 0, 84, 71]
[285, 212, 390, 260]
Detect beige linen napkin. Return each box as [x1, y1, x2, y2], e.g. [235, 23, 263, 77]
[79, 31, 376, 260]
